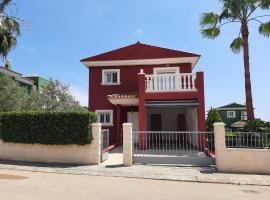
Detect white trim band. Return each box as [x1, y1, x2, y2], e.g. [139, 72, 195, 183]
[82, 57, 199, 68]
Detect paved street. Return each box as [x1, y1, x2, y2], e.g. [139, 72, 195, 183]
[0, 169, 269, 200]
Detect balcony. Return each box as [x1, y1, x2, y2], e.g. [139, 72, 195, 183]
[145, 73, 197, 93]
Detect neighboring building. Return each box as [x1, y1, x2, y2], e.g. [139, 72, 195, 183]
[215, 103, 247, 131]
[81, 42, 206, 146]
[0, 66, 48, 91]
[23, 73, 49, 90]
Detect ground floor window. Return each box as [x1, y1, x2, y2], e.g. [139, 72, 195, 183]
[96, 110, 113, 126]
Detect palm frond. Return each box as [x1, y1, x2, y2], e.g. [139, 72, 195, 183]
[0, 0, 12, 12]
[201, 27, 221, 39]
[259, 21, 270, 37]
[219, 9, 232, 22]
[230, 37, 243, 54]
[260, 0, 270, 9]
[200, 12, 219, 28]
[3, 17, 20, 35]
[0, 35, 9, 58]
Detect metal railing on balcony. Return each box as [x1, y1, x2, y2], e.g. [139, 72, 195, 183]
[226, 132, 270, 149]
[145, 73, 197, 93]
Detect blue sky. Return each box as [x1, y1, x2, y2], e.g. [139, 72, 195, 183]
[9, 0, 270, 121]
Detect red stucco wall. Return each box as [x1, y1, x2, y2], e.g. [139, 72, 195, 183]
[88, 63, 204, 145]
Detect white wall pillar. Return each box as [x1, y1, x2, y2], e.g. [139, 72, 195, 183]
[123, 123, 133, 166]
[213, 122, 226, 171]
[91, 123, 102, 165]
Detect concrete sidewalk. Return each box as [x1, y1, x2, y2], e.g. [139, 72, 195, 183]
[0, 159, 270, 186]
[0, 147, 270, 186]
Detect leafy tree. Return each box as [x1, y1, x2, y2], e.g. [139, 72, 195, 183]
[206, 108, 222, 131]
[200, 0, 270, 121]
[39, 79, 82, 111]
[0, 76, 83, 112]
[242, 119, 270, 132]
[21, 88, 41, 111]
[0, 0, 22, 61]
[0, 74, 28, 111]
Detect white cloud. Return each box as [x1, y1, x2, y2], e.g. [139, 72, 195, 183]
[70, 85, 88, 107]
[133, 29, 143, 35]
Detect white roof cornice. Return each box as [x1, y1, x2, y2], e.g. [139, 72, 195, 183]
[82, 57, 199, 68]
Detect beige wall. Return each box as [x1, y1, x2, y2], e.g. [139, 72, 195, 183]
[214, 123, 270, 175]
[0, 123, 102, 165]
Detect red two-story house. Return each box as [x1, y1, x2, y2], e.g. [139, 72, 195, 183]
[81, 42, 206, 146]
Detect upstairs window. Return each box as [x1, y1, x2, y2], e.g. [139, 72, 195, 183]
[96, 110, 113, 126]
[227, 111, 236, 118]
[153, 67, 179, 74]
[102, 69, 120, 85]
[241, 111, 247, 121]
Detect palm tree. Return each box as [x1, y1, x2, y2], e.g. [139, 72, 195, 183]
[200, 0, 270, 121]
[0, 0, 20, 62]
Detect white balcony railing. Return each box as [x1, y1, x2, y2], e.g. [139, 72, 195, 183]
[145, 73, 197, 92]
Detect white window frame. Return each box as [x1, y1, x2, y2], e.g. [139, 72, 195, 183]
[227, 111, 236, 118]
[153, 67, 179, 74]
[102, 69, 120, 85]
[241, 111, 247, 121]
[96, 110, 114, 126]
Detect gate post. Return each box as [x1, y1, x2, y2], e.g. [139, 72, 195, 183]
[214, 122, 226, 171]
[91, 123, 102, 165]
[123, 123, 133, 166]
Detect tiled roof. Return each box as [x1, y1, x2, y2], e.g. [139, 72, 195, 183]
[81, 42, 200, 62]
[217, 103, 246, 109]
[231, 120, 247, 128]
[107, 92, 138, 99]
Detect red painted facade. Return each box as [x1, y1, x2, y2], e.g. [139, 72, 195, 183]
[82, 42, 206, 146]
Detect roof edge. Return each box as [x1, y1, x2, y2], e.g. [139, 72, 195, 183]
[81, 56, 200, 68]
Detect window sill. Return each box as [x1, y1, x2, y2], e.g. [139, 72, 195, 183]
[101, 83, 121, 86]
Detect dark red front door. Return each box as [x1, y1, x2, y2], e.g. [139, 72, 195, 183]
[178, 114, 187, 146]
[150, 114, 162, 131]
[177, 114, 186, 131]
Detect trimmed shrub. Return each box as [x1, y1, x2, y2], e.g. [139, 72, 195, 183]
[0, 111, 97, 145]
[206, 108, 222, 131]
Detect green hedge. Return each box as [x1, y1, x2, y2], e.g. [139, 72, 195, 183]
[0, 111, 97, 145]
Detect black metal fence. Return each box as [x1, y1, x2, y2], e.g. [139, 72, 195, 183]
[226, 132, 270, 149]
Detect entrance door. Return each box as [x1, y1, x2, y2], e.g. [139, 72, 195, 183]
[127, 112, 138, 131]
[150, 114, 162, 131]
[127, 112, 138, 143]
[178, 114, 187, 147]
[177, 114, 186, 131]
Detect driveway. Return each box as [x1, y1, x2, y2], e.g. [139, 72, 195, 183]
[0, 169, 269, 200]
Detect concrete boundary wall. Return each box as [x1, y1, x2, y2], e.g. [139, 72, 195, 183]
[214, 123, 270, 175]
[0, 123, 102, 165]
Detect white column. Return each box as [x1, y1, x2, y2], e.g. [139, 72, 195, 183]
[123, 123, 133, 166]
[91, 123, 102, 165]
[213, 122, 226, 171]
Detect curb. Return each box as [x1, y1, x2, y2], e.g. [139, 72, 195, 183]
[0, 164, 269, 186]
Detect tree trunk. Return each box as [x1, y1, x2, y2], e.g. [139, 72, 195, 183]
[241, 20, 255, 121]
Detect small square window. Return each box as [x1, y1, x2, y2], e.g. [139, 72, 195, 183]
[241, 111, 247, 120]
[96, 110, 113, 126]
[227, 111, 236, 118]
[102, 69, 120, 85]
